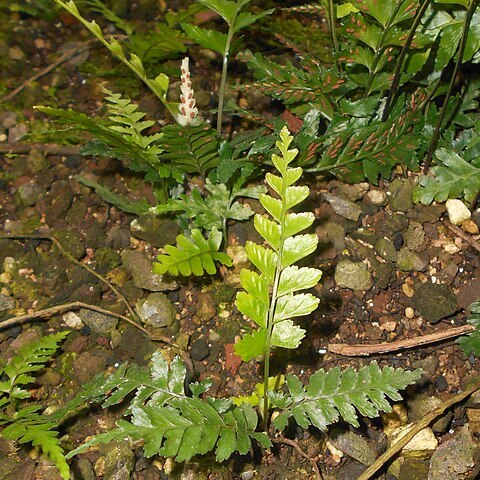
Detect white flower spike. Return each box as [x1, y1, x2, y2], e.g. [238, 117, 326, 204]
[178, 57, 199, 126]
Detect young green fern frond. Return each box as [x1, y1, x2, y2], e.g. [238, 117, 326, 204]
[269, 362, 422, 431]
[235, 126, 322, 362]
[66, 352, 271, 463]
[153, 227, 232, 276]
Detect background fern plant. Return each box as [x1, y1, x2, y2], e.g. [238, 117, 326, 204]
[0, 332, 70, 480]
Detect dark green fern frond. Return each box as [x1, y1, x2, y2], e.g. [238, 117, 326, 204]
[269, 361, 422, 431]
[161, 123, 220, 177]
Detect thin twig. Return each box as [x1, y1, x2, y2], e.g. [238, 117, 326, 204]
[0, 41, 93, 104]
[443, 219, 480, 254]
[328, 324, 475, 356]
[0, 233, 139, 323]
[272, 436, 323, 480]
[358, 376, 480, 480]
[0, 143, 81, 156]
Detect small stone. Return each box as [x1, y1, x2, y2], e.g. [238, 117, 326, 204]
[196, 293, 216, 321]
[26, 150, 47, 174]
[428, 425, 480, 480]
[190, 338, 210, 361]
[106, 227, 131, 249]
[8, 46, 25, 60]
[73, 351, 107, 383]
[402, 283, 415, 297]
[16, 182, 42, 207]
[462, 219, 479, 234]
[388, 179, 414, 213]
[78, 308, 118, 335]
[0, 293, 15, 312]
[103, 443, 136, 480]
[408, 394, 452, 433]
[122, 250, 177, 291]
[62, 311, 84, 330]
[405, 307, 415, 319]
[7, 123, 28, 143]
[403, 221, 425, 252]
[130, 214, 179, 248]
[374, 238, 398, 262]
[55, 230, 86, 260]
[446, 199, 471, 225]
[366, 190, 387, 206]
[335, 260, 373, 291]
[389, 424, 438, 458]
[373, 261, 397, 289]
[0, 111, 17, 129]
[322, 192, 362, 221]
[337, 183, 369, 202]
[329, 428, 377, 466]
[72, 458, 96, 480]
[136, 292, 176, 328]
[412, 282, 458, 324]
[397, 247, 427, 272]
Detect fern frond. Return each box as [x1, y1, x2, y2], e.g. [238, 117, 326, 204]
[35, 105, 167, 183]
[75, 175, 151, 215]
[457, 302, 480, 356]
[153, 227, 232, 276]
[269, 362, 422, 431]
[0, 332, 69, 402]
[161, 123, 220, 177]
[313, 92, 425, 183]
[2, 419, 69, 480]
[151, 179, 265, 231]
[66, 352, 271, 462]
[241, 51, 340, 120]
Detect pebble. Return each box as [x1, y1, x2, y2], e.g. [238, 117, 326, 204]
[322, 192, 362, 221]
[366, 189, 388, 206]
[405, 307, 415, 318]
[446, 199, 471, 225]
[190, 338, 210, 361]
[462, 219, 479, 235]
[62, 311, 84, 330]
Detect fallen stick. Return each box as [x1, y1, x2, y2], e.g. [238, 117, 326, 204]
[443, 219, 480, 254]
[272, 436, 323, 480]
[0, 232, 139, 324]
[0, 41, 92, 104]
[0, 143, 80, 156]
[358, 376, 480, 480]
[328, 324, 475, 356]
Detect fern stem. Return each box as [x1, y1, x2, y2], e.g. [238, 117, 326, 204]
[262, 171, 288, 427]
[382, 0, 431, 122]
[364, 1, 404, 96]
[423, 0, 478, 173]
[217, 24, 235, 136]
[326, 0, 342, 73]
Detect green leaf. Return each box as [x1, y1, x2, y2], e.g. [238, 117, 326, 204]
[271, 363, 422, 431]
[281, 234, 318, 267]
[271, 320, 305, 349]
[274, 293, 319, 323]
[245, 242, 277, 283]
[161, 123, 219, 177]
[233, 9, 275, 33]
[413, 148, 480, 204]
[236, 291, 268, 328]
[234, 330, 267, 361]
[181, 23, 227, 54]
[457, 302, 480, 356]
[197, 0, 248, 24]
[75, 175, 151, 215]
[153, 227, 232, 276]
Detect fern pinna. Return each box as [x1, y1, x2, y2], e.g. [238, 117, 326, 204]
[65, 352, 271, 462]
[0, 332, 70, 480]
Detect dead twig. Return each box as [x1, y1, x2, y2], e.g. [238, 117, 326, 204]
[443, 219, 480, 254]
[0, 143, 81, 156]
[0, 232, 139, 323]
[358, 376, 480, 480]
[328, 324, 475, 356]
[0, 41, 93, 104]
[272, 436, 323, 480]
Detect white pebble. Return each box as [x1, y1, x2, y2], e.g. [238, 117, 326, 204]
[446, 199, 471, 225]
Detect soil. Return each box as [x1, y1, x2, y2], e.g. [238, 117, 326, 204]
[1, 3, 480, 480]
